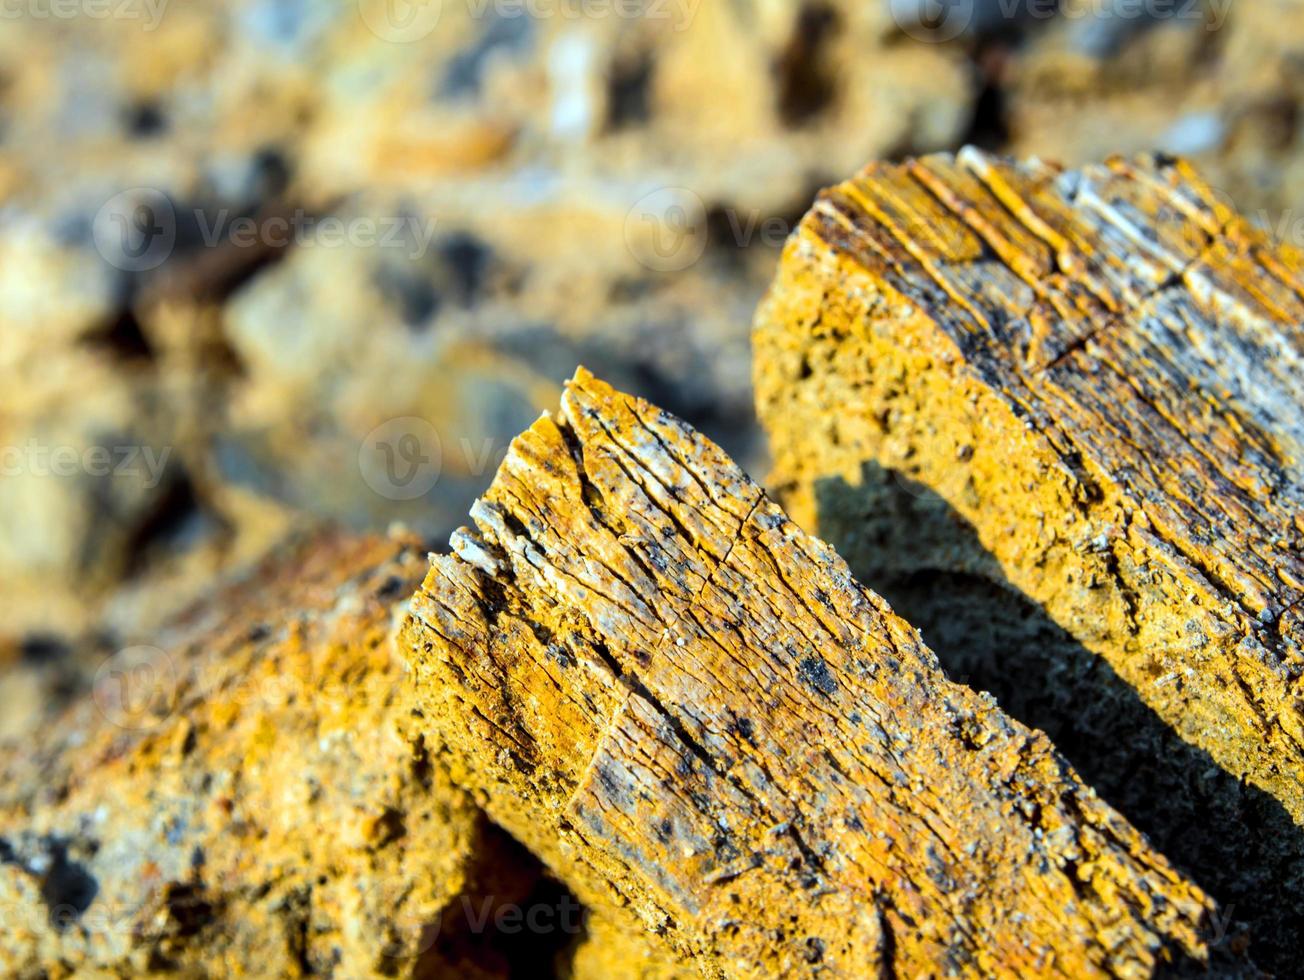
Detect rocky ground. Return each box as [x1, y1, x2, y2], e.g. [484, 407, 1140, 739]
[3, 1, 1304, 974]
[6, 1, 1304, 657]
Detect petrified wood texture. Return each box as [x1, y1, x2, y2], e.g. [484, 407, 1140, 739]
[753, 149, 1304, 969]
[0, 531, 527, 978]
[402, 368, 1213, 978]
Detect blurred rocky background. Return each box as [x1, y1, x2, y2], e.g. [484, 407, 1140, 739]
[2, 0, 1302, 741]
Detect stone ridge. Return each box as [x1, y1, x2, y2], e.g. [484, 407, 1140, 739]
[752, 148, 1304, 973]
[0, 533, 491, 977]
[807, 149, 1303, 629]
[403, 368, 1214, 979]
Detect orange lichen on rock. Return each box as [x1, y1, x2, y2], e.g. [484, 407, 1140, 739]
[401, 368, 1214, 978]
[753, 148, 1304, 971]
[0, 531, 538, 978]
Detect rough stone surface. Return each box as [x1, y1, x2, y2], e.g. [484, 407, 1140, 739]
[402, 368, 1215, 978]
[9, 3, 1304, 972]
[0, 530, 545, 978]
[0, 0, 970, 614]
[753, 148, 1304, 972]
[10, 0, 1304, 734]
[564, 914, 693, 980]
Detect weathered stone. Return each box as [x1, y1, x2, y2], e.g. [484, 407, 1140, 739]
[0, 531, 531, 978]
[564, 913, 694, 980]
[753, 148, 1304, 972]
[1004, 0, 1304, 224]
[11, 0, 1304, 678]
[402, 368, 1215, 978]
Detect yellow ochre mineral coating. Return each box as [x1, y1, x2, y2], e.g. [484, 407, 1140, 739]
[402, 368, 1213, 979]
[753, 149, 1304, 972]
[754, 149, 1304, 828]
[0, 533, 502, 978]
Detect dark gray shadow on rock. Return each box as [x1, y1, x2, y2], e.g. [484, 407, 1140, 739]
[814, 463, 1303, 977]
[411, 817, 587, 980]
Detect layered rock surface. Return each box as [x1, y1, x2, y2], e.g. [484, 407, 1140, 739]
[402, 369, 1216, 978]
[6, 4, 1304, 974]
[754, 148, 1304, 972]
[12, 0, 1304, 673]
[0, 531, 571, 978]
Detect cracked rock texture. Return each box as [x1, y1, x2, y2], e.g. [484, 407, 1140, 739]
[8, 1, 1304, 751]
[0, 0, 969, 658]
[402, 368, 1216, 978]
[0, 530, 562, 978]
[6, 3, 1304, 973]
[754, 148, 1304, 973]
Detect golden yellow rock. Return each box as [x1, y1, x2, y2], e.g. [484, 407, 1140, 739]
[402, 368, 1216, 979]
[753, 148, 1304, 973]
[564, 913, 694, 980]
[0, 531, 539, 978]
